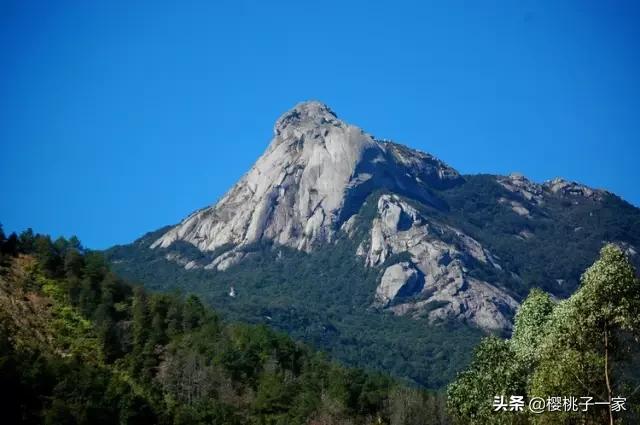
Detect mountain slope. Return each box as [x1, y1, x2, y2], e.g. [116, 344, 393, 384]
[107, 101, 640, 388]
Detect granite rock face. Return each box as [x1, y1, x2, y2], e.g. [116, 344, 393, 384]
[497, 173, 608, 205]
[375, 262, 421, 306]
[361, 194, 518, 331]
[152, 101, 460, 260]
[496, 173, 545, 204]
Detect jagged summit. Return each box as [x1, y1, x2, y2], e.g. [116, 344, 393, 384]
[152, 101, 460, 255]
[274, 100, 338, 136]
[544, 177, 608, 200]
[497, 172, 609, 203]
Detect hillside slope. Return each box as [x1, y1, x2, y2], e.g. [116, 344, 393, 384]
[0, 229, 449, 424]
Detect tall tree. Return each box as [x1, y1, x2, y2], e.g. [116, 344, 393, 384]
[531, 244, 640, 424]
[449, 244, 640, 424]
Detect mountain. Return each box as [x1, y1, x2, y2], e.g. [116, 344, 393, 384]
[107, 101, 640, 387]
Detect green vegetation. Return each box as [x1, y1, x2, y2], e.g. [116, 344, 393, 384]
[0, 226, 450, 424]
[433, 175, 640, 298]
[447, 245, 640, 424]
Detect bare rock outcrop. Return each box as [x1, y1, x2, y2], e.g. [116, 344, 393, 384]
[543, 177, 607, 201]
[375, 262, 421, 306]
[497, 173, 545, 204]
[497, 173, 608, 205]
[151, 101, 461, 268]
[361, 194, 518, 331]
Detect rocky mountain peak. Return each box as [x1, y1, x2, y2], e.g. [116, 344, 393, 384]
[149, 102, 524, 331]
[117, 102, 640, 334]
[274, 100, 339, 136]
[152, 102, 461, 257]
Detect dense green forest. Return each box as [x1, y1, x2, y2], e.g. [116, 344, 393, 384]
[432, 175, 640, 298]
[447, 244, 640, 424]
[0, 226, 449, 425]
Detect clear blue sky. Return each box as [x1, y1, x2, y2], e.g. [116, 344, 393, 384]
[1, 0, 639, 249]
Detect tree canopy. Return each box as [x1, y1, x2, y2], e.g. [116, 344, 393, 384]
[448, 244, 640, 424]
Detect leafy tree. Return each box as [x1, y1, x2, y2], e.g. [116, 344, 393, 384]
[447, 336, 528, 424]
[530, 244, 640, 424]
[387, 387, 448, 425]
[450, 244, 640, 424]
[35, 235, 62, 277]
[165, 299, 184, 337]
[131, 286, 150, 349]
[64, 247, 84, 279]
[68, 235, 83, 252]
[511, 288, 555, 364]
[182, 294, 206, 331]
[18, 228, 36, 252]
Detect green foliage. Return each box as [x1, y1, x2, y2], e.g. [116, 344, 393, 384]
[448, 244, 640, 424]
[511, 288, 554, 364]
[529, 245, 640, 424]
[578, 244, 640, 333]
[0, 230, 449, 424]
[447, 337, 528, 425]
[387, 386, 449, 425]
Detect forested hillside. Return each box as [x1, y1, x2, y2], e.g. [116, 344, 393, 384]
[0, 226, 448, 425]
[432, 174, 640, 297]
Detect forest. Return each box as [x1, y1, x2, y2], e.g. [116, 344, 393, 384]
[2, 225, 639, 424]
[0, 226, 448, 425]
